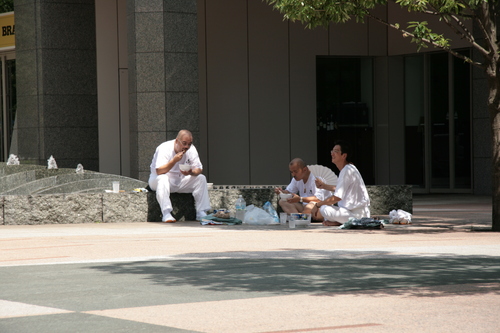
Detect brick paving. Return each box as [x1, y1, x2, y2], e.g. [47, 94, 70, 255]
[0, 194, 498, 332]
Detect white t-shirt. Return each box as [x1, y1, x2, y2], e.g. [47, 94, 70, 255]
[150, 140, 203, 179]
[285, 173, 327, 201]
[334, 164, 370, 211]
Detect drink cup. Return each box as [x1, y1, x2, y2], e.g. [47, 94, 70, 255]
[280, 212, 287, 224]
[112, 181, 120, 193]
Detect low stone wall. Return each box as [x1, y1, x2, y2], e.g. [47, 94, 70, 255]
[0, 185, 412, 224]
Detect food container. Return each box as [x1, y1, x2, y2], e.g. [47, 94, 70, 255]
[179, 164, 191, 171]
[289, 213, 311, 226]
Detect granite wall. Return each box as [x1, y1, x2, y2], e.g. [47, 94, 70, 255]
[14, 0, 99, 170]
[0, 185, 412, 224]
[127, 0, 200, 182]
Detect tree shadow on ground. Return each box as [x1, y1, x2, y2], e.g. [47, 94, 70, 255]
[89, 250, 500, 298]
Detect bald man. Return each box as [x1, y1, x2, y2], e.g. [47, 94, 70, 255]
[274, 158, 327, 220]
[149, 130, 211, 222]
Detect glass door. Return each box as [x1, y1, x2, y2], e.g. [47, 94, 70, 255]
[404, 51, 471, 192]
[316, 57, 374, 184]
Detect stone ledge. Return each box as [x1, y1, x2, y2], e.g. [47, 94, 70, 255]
[0, 185, 412, 224]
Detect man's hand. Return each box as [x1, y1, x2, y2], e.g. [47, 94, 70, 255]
[185, 168, 202, 177]
[172, 150, 186, 164]
[288, 194, 301, 203]
[315, 178, 325, 189]
[315, 178, 336, 192]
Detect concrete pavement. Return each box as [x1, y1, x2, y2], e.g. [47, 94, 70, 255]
[0, 194, 499, 332]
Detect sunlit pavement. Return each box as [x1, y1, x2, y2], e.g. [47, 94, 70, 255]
[0, 194, 499, 332]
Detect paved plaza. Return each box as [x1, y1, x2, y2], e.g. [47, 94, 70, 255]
[0, 194, 499, 332]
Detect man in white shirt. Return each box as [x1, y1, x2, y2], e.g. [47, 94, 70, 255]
[275, 158, 326, 221]
[148, 130, 211, 222]
[312, 141, 370, 226]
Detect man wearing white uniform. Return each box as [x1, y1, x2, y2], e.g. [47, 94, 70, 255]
[274, 158, 326, 221]
[312, 141, 370, 226]
[148, 129, 211, 222]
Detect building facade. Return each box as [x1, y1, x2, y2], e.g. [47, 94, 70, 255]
[6, 0, 491, 195]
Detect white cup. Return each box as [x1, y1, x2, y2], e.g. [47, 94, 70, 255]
[279, 212, 287, 225]
[289, 219, 296, 228]
[112, 181, 120, 193]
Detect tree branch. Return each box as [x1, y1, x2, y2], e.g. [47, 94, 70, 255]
[366, 12, 484, 68]
[474, 1, 499, 62]
[435, 12, 489, 56]
[422, 2, 489, 57]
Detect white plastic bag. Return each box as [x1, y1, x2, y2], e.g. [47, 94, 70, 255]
[243, 205, 276, 225]
[389, 209, 412, 224]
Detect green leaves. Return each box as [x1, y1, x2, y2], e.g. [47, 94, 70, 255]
[0, 0, 13, 13]
[396, 0, 467, 13]
[265, 0, 481, 51]
[407, 21, 451, 50]
[265, 0, 386, 28]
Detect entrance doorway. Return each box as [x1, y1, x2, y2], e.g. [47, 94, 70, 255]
[404, 50, 472, 192]
[316, 57, 374, 184]
[0, 53, 15, 161]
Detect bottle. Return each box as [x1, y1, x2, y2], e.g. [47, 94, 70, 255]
[235, 195, 246, 221]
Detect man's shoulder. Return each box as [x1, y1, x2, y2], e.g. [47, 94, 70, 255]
[186, 145, 199, 157]
[158, 139, 174, 149]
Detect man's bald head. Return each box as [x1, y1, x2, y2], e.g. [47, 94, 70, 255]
[289, 158, 306, 169]
[176, 129, 193, 140]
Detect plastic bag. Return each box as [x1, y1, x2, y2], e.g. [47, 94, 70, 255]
[263, 201, 279, 223]
[243, 205, 276, 225]
[389, 209, 412, 224]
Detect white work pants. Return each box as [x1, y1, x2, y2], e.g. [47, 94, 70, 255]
[148, 173, 211, 221]
[319, 205, 370, 223]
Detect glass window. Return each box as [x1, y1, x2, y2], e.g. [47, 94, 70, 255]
[404, 55, 425, 188]
[404, 50, 471, 191]
[316, 57, 374, 183]
[453, 50, 471, 189]
[429, 52, 450, 188]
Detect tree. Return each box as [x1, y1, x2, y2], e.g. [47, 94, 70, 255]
[265, 0, 500, 231]
[0, 0, 13, 13]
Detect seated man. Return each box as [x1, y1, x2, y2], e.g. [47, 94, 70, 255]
[312, 140, 370, 226]
[275, 158, 326, 221]
[148, 129, 211, 222]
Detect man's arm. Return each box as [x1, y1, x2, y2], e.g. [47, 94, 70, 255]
[186, 167, 202, 176]
[156, 150, 185, 175]
[315, 178, 336, 191]
[316, 195, 341, 207]
[288, 195, 320, 204]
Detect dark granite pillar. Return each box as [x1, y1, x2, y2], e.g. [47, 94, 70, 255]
[127, 0, 199, 181]
[14, 0, 98, 170]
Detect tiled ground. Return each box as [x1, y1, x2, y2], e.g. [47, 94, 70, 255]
[0, 194, 499, 332]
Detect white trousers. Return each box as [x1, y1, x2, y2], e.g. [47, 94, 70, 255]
[148, 173, 211, 221]
[319, 205, 370, 223]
